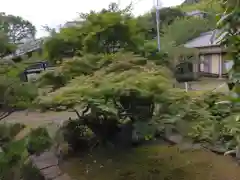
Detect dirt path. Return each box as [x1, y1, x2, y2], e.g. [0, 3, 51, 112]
[3, 110, 77, 125]
[2, 110, 79, 139]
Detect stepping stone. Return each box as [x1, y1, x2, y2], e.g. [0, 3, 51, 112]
[168, 134, 183, 144]
[31, 152, 59, 169]
[41, 166, 62, 179]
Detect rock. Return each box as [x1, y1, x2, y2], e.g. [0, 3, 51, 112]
[166, 134, 183, 144]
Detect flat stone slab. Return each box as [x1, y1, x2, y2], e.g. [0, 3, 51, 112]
[41, 166, 62, 179]
[30, 151, 72, 180]
[32, 152, 57, 161]
[167, 134, 183, 144]
[31, 152, 59, 169]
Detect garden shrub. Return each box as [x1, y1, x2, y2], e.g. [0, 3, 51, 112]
[59, 119, 94, 152]
[0, 123, 25, 146]
[21, 162, 45, 180]
[0, 139, 28, 180]
[0, 78, 38, 110]
[27, 127, 52, 155]
[8, 123, 26, 137]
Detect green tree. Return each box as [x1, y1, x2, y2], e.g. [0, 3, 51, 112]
[217, 0, 240, 96]
[43, 27, 83, 63]
[43, 3, 144, 63]
[136, 7, 184, 40]
[0, 12, 36, 44]
[161, 16, 215, 46]
[0, 31, 16, 57]
[217, 0, 240, 159]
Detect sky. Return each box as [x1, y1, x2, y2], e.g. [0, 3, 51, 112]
[0, 0, 184, 38]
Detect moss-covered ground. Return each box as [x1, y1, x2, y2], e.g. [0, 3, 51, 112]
[60, 145, 240, 180]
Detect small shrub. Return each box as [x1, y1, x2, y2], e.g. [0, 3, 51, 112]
[9, 123, 26, 137]
[0, 123, 25, 146]
[21, 162, 45, 180]
[60, 119, 94, 152]
[27, 127, 52, 155]
[0, 139, 27, 180]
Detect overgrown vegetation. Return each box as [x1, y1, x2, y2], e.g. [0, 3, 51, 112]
[0, 0, 239, 179]
[0, 124, 52, 180]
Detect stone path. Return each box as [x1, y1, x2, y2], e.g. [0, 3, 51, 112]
[30, 151, 72, 180]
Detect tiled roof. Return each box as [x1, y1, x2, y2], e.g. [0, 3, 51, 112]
[15, 38, 43, 56]
[185, 10, 207, 16]
[184, 29, 224, 48]
[2, 38, 44, 59]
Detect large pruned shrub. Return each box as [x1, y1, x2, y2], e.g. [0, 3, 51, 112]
[35, 53, 173, 148]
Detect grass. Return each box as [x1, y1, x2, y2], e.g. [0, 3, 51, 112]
[60, 145, 240, 180]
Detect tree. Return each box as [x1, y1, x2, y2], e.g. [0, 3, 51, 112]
[136, 8, 184, 40]
[217, 0, 240, 94]
[151, 7, 185, 26]
[82, 12, 143, 54]
[43, 3, 144, 62]
[161, 16, 215, 46]
[36, 52, 174, 145]
[217, 0, 240, 158]
[0, 31, 16, 57]
[43, 26, 83, 63]
[0, 13, 36, 44]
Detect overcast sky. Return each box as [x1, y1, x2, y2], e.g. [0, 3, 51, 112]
[0, 0, 184, 37]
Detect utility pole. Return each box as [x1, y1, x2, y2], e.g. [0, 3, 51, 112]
[155, 0, 161, 52]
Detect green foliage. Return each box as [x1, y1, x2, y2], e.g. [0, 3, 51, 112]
[27, 127, 52, 155]
[179, 0, 222, 13]
[0, 125, 52, 180]
[58, 119, 94, 152]
[0, 60, 38, 110]
[36, 52, 173, 109]
[0, 77, 38, 109]
[217, 0, 240, 97]
[0, 32, 16, 57]
[136, 7, 184, 40]
[216, 0, 240, 152]
[0, 139, 28, 180]
[0, 12, 36, 43]
[0, 123, 25, 146]
[43, 4, 144, 63]
[37, 69, 68, 90]
[161, 16, 215, 46]
[21, 162, 45, 180]
[43, 28, 82, 63]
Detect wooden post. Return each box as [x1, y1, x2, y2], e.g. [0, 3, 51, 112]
[219, 54, 222, 78]
[185, 82, 188, 92]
